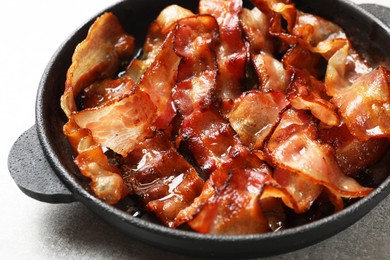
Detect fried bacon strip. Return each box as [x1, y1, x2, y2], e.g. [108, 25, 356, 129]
[199, 0, 247, 100]
[240, 7, 273, 54]
[61, 12, 135, 117]
[227, 91, 289, 149]
[61, 13, 136, 204]
[172, 15, 219, 116]
[180, 109, 240, 177]
[124, 5, 194, 83]
[253, 52, 291, 92]
[71, 89, 157, 157]
[81, 77, 135, 109]
[331, 66, 390, 140]
[117, 132, 204, 227]
[265, 109, 373, 198]
[319, 123, 389, 175]
[287, 68, 340, 126]
[176, 109, 294, 233]
[63, 119, 129, 204]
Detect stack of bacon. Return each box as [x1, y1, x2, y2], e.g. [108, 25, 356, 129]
[60, 0, 390, 234]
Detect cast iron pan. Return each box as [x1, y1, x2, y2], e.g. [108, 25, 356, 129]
[8, 0, 390, 258]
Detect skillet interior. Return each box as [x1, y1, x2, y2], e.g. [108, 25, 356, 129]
[35, 0, 390, 257]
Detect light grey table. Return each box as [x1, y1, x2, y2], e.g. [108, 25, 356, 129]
[1, 0, 389, 259]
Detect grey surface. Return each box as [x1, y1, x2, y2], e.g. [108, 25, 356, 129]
[7, 196, 389, 259]
[1, 0, 390, 259]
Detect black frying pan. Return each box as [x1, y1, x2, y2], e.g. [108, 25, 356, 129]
[8, 0, 390, 258]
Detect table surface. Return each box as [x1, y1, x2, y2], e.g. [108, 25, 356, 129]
[1, 0, 389, 259]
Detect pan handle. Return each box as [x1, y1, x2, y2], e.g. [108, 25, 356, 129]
[359, 3, 390, 27]
[8, 126, 75, 203]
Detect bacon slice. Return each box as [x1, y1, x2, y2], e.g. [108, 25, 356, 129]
[227, 91, 289, 149]
[266, 109, 373, 198]
[240, 7, 273, 54]
[124, 5, 194, 83]
[71, 89, 157, 157]
[63, 119, 129, 204]
[187, 157, 273, 234]
[253, 52, 290, 92]
[200, 0, 247, 100]
[273, 167, 323, 213]
[287, 68, 340, 126]
[172, 15, 219, 116]
[330, 66, 390, 140]
[180, 109, 240, 177]
[282, 45, 325, 79]
[177, 109, 297, 233]
[117, 132, 204, 227]
[137, 31, 180, 129]
[319, 123, 390, 175]
[81, 77, 135, 109]
[61, 12, 135, 117]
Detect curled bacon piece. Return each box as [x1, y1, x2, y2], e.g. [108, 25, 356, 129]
[287, 68, 340, 126]
[265, 109, 373, 198]
[117, 132, 204, 227]
[136, 31, 180, 129]
[81, 77, 135, 109]
[124, 5, 194, 83]
[227, 91, 289, 149]
[61, 12, 135, 117]
[187, 157, 274, 234]
[180, 109, 240, 177]
[319, 123, 390, 175]
[253, 52, 290, 92]
[63, 119, 129, 204]
[240, 7, 273, 54]
[331, 66, 390, 140]
[200, 0, 247, 100]
[72, 89, 157, 157]
[172, 15, 219, 116]
[273, 167, 323, 214]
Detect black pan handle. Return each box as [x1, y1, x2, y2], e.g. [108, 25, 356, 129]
[7, 3, 390, 205]
[8, 126, 75, 203]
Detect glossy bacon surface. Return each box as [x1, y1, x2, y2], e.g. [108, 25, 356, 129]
[63, 119, 129, 204]
[172, 15, 219, 116]
[227, 91, 289, 149]
[266, 109, 373, 198]
[200, 0, 247, 100]
[61, 12, 135, 117]
[72, 89, 157, 157]
[117, 132, 204, 227]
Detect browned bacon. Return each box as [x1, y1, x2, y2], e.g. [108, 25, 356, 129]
[265, 109, 373, 198]
[287, 68, 340, 126]
[117, 132, 204, 227]
[331, 66, 390, 140]
[319, 123, 390, 175]
[81, 77, 135, 109]
[71, 89, 157, 157]
[63, 119, 129, 204]
[240, 7, 273, 54]
[227, 91, 289, 149]
[199, 0, 247, 100]
[180, 109, 240, 177]
[172, 15, 219, 116]
[124, 5, 194, 83]
[61, 12, 135, 117]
